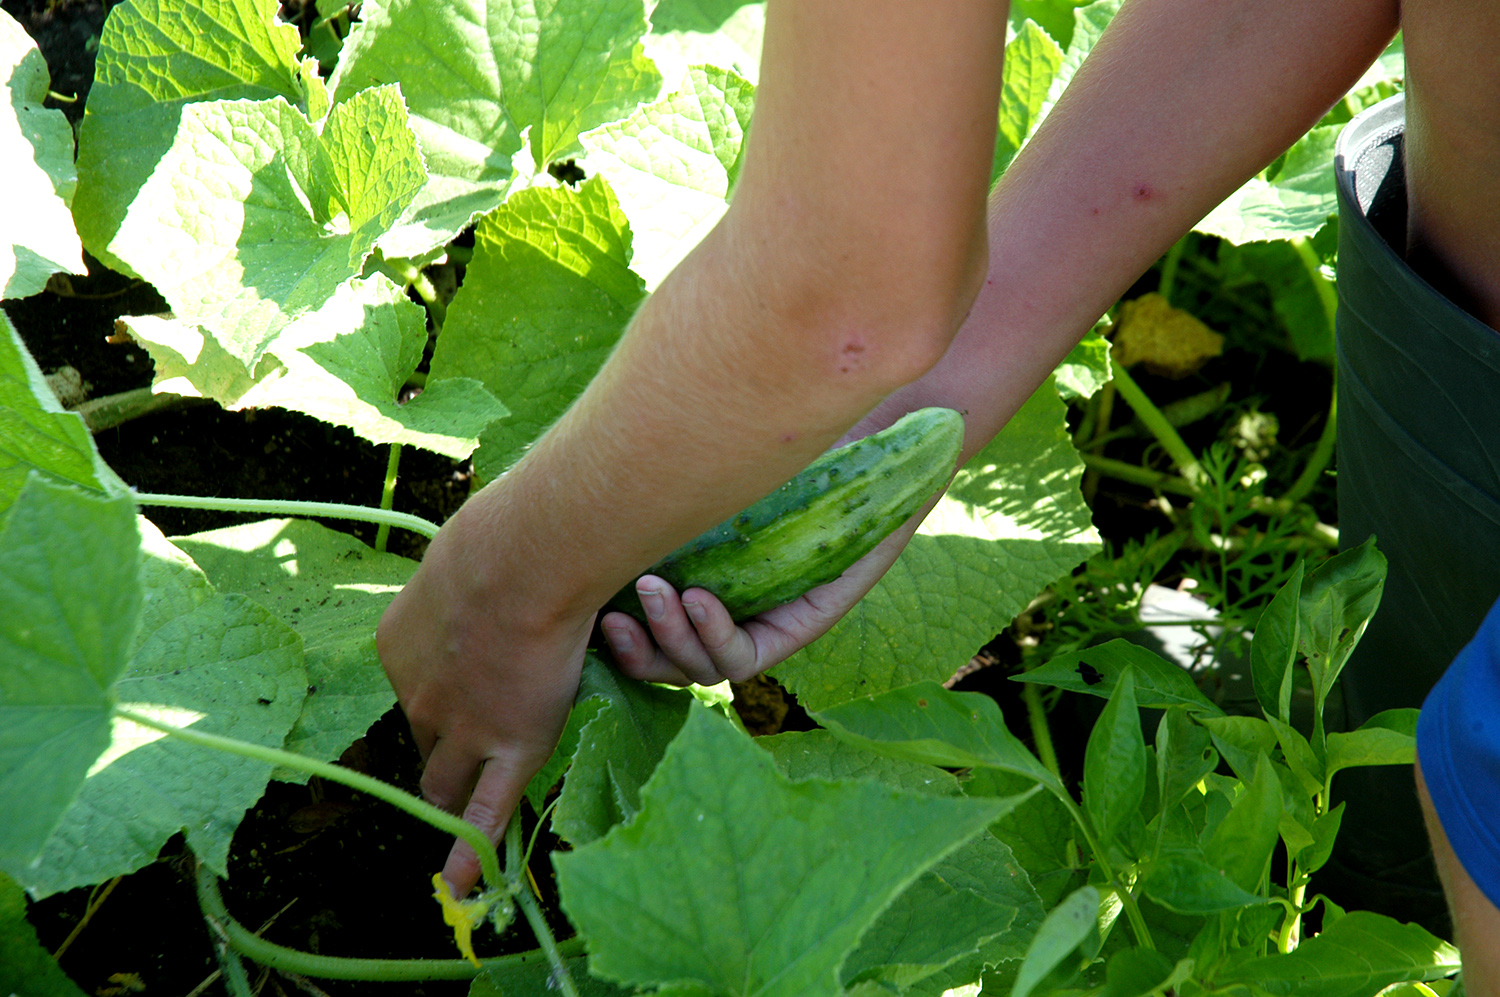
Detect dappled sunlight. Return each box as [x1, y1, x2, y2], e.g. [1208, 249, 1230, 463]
[88, 704, 207, 778]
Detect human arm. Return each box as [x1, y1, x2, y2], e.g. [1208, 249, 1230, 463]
[606, 0, 1401, 682]
[376, 0, 1008, 896]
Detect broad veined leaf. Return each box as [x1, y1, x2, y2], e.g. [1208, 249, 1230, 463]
[1015, 639, 1224, 717]
[1082, 669, 1145, 847]
[19, 534, 306, 897]
[0, 476, 140, 880]
[170, 518, 417, 780]
[579, 64, 753, 289]
[644, 0, 764, 86]
[0, 871, 87, 997]
[1325, 708, 1419, 779]
[992, 18, 1063, 179]
[1201, 714, 1278, 784]
[815, 683, 1060, 792]
[258, 275, 507, 457]
[1196, 126, 1341, 245]
[964, 767, 1081, 909]
[1220, 239, 1337, 363]
[843, 830, 1041, 992]
[1103, 949, 1191, 997]
[776, 381, 1100, 712]
[0, 314, 122, 514]
[108, 84, 425, 369]
[553, 705, 1009, 997]
[551, 656, 694, 846]
[73, 0, 328, 275]
[1141, 850, 1268, 915]
[1054, 327, 1112, 402]
[471, 952, 634, 996]
[0, 9, 84, 299]
[427, 177, 645, 479]
[1155, 707, 1218, 813]
[1209, 911, 1459, 997]
[762, 728, 962, 795]
[331, 0, 660, 257]
[522, 696, 605, 815]
[1036, 0, 1121, 124]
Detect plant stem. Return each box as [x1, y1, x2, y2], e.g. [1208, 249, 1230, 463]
[1282, 385, 1337, 506]
[1156, 235, 1189, 305]
[115, 707, 501, 890]
[133, 492, 439, 539]
[1053, 792, 1156, 951]
[1110, 365, 1204, 487]
[73, 387, 211, 432]
[1022, 683, 1062, 780]
[1079, 453, 1197, 497]
[1277, 873, 1307, 953]
[375, 443, 403, 553]
[507, 818, 582, 997]
[195, 864, 582, 980]
[1291, 236, 1339, 331]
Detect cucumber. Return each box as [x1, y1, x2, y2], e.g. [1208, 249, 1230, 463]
[604, 407, 964, 623]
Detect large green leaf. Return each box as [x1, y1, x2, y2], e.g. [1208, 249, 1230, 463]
[1082, 670, 1145, 847]
[1324, 708, 1419, 780]
[73, 0, 327, 275]
[103, 84, 425, 368]
[0, 314, 121, 513]
[170, 518, 417, 779]
[645, 0, 764, 86]
[427, 177, 644, 478]
[992, 18, 1063, 179]
[554, 705, 1008, 997]
[579, 64, 753, 289]
[0, 10, 84, 299]
[0, 476, 140, 880]
[1210, 911, 1460, 996]
[331, 0, 660, 258]
[551, 657, 694, 846]
[0, 871, 87, 997]
[1196, 126, 1341, 245]
[776, 382, 1099, 712]
[18, 530, 306, 897]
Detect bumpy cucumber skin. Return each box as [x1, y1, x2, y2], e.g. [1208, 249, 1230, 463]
[605, 407, 964, 623]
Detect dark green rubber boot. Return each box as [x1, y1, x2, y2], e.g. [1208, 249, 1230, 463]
[1316, 94, 1500, 935]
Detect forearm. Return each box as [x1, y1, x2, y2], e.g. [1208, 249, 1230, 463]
[434, 0, 1008, 632]
[861, 0, 1400, 458]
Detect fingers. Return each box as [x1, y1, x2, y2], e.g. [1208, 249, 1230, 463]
[423, 741, 532, 897]
[601, 577, 764, 685]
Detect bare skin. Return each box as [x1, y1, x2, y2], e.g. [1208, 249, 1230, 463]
[383, 7, 1500, 981]
[1403, 0, 1500, 330]
[1418, 758, 1500, 994]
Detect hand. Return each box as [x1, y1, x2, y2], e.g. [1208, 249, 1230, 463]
[376, 516, 595, 898]
[598, 514, 923, 685]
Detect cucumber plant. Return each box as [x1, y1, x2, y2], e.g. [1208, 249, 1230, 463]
[0, 0, 1442, 994]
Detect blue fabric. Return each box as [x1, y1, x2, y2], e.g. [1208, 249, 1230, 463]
[1418, 593, 1500, 907]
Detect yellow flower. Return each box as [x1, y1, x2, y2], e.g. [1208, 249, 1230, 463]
[431, 872, 491, 967]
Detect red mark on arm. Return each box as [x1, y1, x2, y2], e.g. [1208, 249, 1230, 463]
[1133, 183, 1155, 202]
[837, 334, 868, 375]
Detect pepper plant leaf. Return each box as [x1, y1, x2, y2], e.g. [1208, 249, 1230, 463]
[1324, 708, 1419, 780]
[102, 84, 425, 369]
[1082, 669, 1146, 847]
[18, 532, 306, 897]
[0, 9, 84, 299]
[171, 518, 417, 781]
[330, 0, 660, 258]
[73, 0, 328, 276]
[0, 476, 140, 880]
[1015, 638, 1224, 717]
[554, 705, 1009, 997]
[579, 64, 753, 289]
[776, 381, 1100, 712]
[427, 177, 644, 478]
[0, 315, 122, 513]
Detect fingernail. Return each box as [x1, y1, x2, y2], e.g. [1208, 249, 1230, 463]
[637, 581, 665, 621]
[683, 597, 707, 624]
[603, 621, 634, 653]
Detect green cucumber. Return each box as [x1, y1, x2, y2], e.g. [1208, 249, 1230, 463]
[605, 407, 964, 623]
